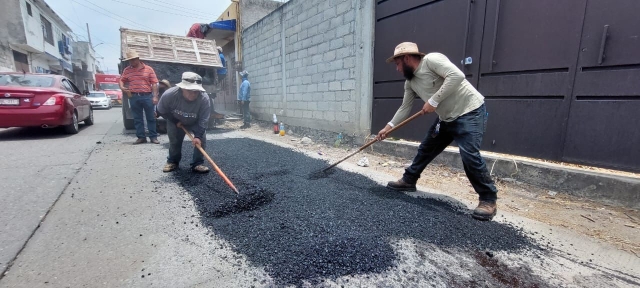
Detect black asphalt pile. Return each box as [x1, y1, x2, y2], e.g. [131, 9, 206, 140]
[170, 138, 539, 286]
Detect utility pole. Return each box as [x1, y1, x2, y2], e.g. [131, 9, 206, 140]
[86, 23, 93, 46]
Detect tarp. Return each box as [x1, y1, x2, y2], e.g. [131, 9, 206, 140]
[209, 19, 236, 31]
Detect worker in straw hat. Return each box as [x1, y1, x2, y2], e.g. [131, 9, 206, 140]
[119, 49, 160, 144]
[376, 42, 498, 221]
[156, 72, 211, 174]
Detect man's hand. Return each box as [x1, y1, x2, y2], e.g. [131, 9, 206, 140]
[176, 122, 184, 129]
[192, 137, 202, 147]
[421, 102, 436, 114]
[376, 125, 392, 141]
[152, 96, 159, 105]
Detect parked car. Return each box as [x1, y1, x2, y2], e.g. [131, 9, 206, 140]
[0, 73, 94, 134]
[87, 91, 112, 109]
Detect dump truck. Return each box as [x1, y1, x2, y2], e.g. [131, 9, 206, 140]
[118, 27, 225, 132]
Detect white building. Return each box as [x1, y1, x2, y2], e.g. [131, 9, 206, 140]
[0, 0, 74, 76]
[71, 41, 97, 92]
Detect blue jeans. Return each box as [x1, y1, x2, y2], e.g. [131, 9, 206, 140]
[403, 104, 498, 202]
[130, 94, 157, 139]
[166, 121, 205, 168]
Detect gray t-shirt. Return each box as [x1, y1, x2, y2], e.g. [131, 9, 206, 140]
[157, 86, 211, 139]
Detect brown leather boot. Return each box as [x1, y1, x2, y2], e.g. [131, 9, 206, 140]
[133, 138, 147, 145]
[472, 201, 497, 221]
[386, 178, 417, 192]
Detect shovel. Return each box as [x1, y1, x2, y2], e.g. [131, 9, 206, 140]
[181, 126, 239, 194]
[322, 111, 423, 172]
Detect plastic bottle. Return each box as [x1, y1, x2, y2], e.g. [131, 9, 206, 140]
[272, 114, 279, 134]
[279, 122, 285, 136]
[334, 132, 343, 147]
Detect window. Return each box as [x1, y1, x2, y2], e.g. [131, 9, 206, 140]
[40, 15, 53, 45]
[66, 79, 82, 94]
[12, 50, 29, 73]
[26, 2, 32, 16]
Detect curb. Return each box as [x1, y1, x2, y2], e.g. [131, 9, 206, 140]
[374, 140, 640, 209]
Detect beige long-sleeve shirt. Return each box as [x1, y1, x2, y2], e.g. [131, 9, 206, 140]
[389, 53, 484, 126]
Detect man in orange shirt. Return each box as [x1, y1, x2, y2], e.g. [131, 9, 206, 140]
[119, 50, 160, 144]
[186, 23, 210, 39]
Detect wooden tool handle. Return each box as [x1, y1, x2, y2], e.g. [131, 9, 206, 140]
[181, 126, 239, 194]
[322, 111, 423, 172]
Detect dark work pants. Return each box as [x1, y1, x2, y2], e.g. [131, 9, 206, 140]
[403, 104, 498, 202]
[242, 101, 251, 124]
[166, 121, 206, 168]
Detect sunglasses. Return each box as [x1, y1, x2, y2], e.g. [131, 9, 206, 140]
[183, 78, 202, 84]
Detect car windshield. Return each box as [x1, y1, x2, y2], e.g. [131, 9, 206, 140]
[0, 74, 54, 87]
[99, 83, 120, 90]
[88, 92, 107, 98]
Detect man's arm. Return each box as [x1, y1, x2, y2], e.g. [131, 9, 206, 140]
[425, 53, 465, 107]
[376, 82, 416, 140]
[192, 93, 211, 140]
[239, 82, 247, 101]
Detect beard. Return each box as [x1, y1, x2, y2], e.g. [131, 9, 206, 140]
[402, 62, 415, 80]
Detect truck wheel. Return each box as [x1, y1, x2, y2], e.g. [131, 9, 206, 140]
[123, 108, 134, 130]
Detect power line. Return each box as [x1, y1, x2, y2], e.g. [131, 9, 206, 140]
[70, 0, 159, 32]
[56, 11, 119, 52]
[107, 0, 211, 21]
[134, 0, 214, 19]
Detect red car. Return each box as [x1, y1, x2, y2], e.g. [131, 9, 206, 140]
[0, 73, 93, 134]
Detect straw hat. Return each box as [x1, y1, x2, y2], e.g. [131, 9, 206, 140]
[175, 72, 206, 92]
[124, 50, 140, 61]
[386, 42, 426, 63]
[159, 79, 171, 88]
[239, 70, 249, 77]
[217, 46, 223, 52]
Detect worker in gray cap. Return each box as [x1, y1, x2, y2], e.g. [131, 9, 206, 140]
[157, 72, 211, 174]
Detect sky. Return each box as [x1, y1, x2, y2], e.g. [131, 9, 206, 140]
[45, 0, 232, 74]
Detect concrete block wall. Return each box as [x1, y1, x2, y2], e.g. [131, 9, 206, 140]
[242, 0, 374, 136]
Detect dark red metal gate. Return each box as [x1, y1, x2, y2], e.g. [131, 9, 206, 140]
[372, 0, 640, 172]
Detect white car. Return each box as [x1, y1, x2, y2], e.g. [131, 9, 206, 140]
[87, 91, 112, 109]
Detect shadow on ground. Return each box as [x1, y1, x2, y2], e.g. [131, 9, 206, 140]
[0, 125, 90, 141]
[166, 137, 543, 286]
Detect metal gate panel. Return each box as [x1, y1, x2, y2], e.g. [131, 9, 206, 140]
[479, 0, 586, 73]
[374, 0, 470, 84]
[563, 0, 640, 171]
[477, 0, 587, 160]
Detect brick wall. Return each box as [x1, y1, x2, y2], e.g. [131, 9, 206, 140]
[242, 0, 374, 136]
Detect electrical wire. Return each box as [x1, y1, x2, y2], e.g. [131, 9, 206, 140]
[70, 0, 160, 32]
[107, 0, 212, 21]
[134, 0, 214, 19]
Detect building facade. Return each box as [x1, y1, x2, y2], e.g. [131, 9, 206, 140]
[0, 0, 74, 76]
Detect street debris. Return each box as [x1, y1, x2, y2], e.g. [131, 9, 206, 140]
[300, 137, 313, 145]
[581, 214, 596, 223]
[357, 156, 369, 167]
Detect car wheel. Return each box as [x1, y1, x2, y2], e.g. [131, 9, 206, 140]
[84, 108, 94, 126]
[65, 111, 79, 134]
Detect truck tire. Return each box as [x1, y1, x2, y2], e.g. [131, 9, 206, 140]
[123, 107, 134, 130]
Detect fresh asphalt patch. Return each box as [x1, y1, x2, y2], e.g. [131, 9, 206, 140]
[165, 137, 541, 286]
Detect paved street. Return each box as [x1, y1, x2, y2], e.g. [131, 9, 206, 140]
[0, 108, 638, 287]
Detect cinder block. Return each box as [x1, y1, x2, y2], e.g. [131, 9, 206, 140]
[323, 92, 336, 101]
[329, 81, 342, 91]
[318, 102, 330, 111]
[330, 15, 344, 29]
[342, 101, 356, 112]
[323, 50, 337, 61]
[323, 72, 336, 82]
[317, 82, 329, 92]
[330, 59, 344, 71]
[330, 38, 344, 50]
[343, 57, 355, 68]
[313, 110, 323, 119]
[323, 6, 337, 20]
[312, 54, 323, 64]
[323, 111, 336, 121]
[336, 24, 350, 37]
[342, 80, 356, 91]
[308, 102, 318, 110]
[344, 10, 355, 23]
[303, 110, 314, 119]
[336, 112, 350, 122]
[337, 1, 351, 15]
[335, 90, 351, 101]
[335, 69, 349, 80]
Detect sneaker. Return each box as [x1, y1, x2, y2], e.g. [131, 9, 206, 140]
[133, 138, 147, 145]
[163, 163, 178, 173]
[386, 178, 417, 192]
[192, 165, 210, 174]
[150, 138, 160, 144]
[472, 201, 497, 221]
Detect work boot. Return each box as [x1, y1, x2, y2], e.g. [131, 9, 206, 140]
[472, 201, 497, 221]
[386, 178, 417, 192]
[192, 165, 210, 174]
[150, 138, 160, 144]
[163, 163, 177, 173]
[133, 138, 147, 145]
[240, 124, 250, 129]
